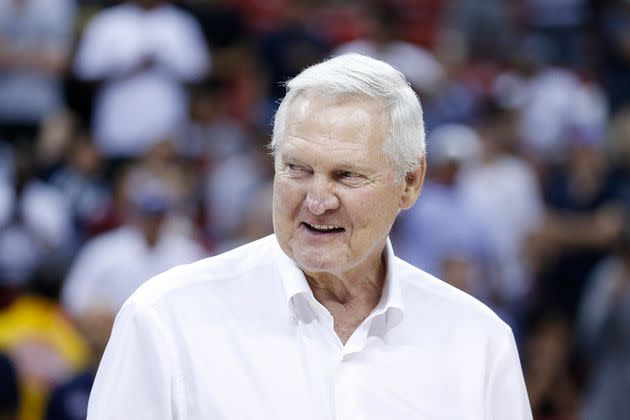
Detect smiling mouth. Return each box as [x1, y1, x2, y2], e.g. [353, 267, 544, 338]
[302, 222, 345, 235]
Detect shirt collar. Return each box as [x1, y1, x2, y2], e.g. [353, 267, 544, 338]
[271, 235, 405, 321]
[271, 236, 314, 315]
[373, 237, 405, 315]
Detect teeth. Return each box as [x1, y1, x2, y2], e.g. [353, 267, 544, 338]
[308, 223, 341, 230]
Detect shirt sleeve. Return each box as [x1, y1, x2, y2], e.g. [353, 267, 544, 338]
[485, 329, 533, 420]
[87, 300, 182, 420]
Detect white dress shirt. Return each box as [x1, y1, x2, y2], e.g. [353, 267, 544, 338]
[88, 235, 532, 420]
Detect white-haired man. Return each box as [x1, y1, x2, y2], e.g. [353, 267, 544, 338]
[87, 54, 532, 419]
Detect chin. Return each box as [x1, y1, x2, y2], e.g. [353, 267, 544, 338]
[294, 251, 347, 274]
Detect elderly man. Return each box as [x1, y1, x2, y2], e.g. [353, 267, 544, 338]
[87, 54, 532, 419]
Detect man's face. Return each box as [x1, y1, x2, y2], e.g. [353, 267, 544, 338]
[273, 93, 421, 276]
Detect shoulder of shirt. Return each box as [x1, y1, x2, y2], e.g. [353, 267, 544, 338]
[126, 235, 275, 307]
[392, 255, 511, 332]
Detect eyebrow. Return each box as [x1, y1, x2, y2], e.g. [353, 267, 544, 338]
[280, 152, 373, 173]
[279, 153, 308, 165]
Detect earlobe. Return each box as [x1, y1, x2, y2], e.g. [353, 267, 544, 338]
[399, 156, 426, 210]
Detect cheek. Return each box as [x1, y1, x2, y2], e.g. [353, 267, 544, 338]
[273, 179, 303, 216]
[349, 189, 399, 230]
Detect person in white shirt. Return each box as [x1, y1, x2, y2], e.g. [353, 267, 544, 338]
[61, 164, 206, 317]
[0, 0, 76, 138]
[73, 0, 210, 157]
[87, 53, 532, 419]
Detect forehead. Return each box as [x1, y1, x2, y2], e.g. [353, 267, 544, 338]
[280, 93, 389, 161]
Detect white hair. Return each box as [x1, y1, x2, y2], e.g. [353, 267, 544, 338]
[270, 53, 426, 184]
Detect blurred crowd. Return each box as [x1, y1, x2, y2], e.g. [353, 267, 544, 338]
[0, 0, 629, 419]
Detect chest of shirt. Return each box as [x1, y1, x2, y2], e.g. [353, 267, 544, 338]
[172, 315, 489, 420]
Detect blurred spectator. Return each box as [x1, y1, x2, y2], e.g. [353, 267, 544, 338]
[0, 142, 75, 290]
[421, 37, 482, 130]
[213, 180, 273, 253]
[333, 4, 444, 96]
[576, 216, 630, 420]
[443, 0, 517, 60]
[176, 79, 251, 162]
[0, 294, 89, 420]
[211, 45, 269, 129]
[44, 307, 115, 420]
[460, 108, 544, 311]
[231, 0, 288, 35]
[33, 110, 78, 179]
[493, 42, 608, 163]
[524, 310, 580, 419]
[61, 163, 206, 317]
[73, 0, 210, 157]
[178, 0, 246, 50]
[522, 0, 589, 67]
[392, 0, 446, 48]
[532, 134, 624, 320]
[0, 174, 12, 235]
[314, 3, 372, 47]
[0, 0, 76, 144]
[596, 0, 630, 114]
[203, 133, 272, 244]
[49, 130, 112, 239]
[395, 124, 498, 303]
[0, 352, 19, 420]
[607, 107, 630, 206]
[258, 0, 329, 103]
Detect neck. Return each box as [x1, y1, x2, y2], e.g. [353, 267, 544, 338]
[304, 249, 388, 345]
[305, 250, 386, 308]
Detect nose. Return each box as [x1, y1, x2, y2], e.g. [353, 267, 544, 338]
[306, 175, 340, 215]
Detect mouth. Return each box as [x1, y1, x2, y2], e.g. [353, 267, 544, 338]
[301, 222, 345, 235]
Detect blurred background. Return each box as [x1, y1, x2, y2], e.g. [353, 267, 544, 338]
[0, 0, 629, 419]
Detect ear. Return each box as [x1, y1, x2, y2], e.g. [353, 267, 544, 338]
[399, 155, 426, 210]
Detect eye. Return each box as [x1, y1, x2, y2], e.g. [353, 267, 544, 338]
[285, 163, 310, 176]
[339, 171, 359, 179]
[336, 170, 368, 185]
